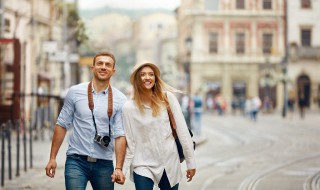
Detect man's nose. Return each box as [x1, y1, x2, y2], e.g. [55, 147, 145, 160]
[100, 64, 107, 69]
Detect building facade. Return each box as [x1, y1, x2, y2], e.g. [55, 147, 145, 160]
[0, 0, 78, 123]
[287, 0, 320, 111]
[177, 0, 286, 112]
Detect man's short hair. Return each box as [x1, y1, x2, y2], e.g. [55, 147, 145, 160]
[93, 51, 116, 68]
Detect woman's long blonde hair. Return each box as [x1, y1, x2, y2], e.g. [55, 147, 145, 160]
[131, 65, 180, 117]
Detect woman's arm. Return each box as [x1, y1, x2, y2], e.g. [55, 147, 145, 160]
[121, 105, 136, 176]
[167, 92, 196, 170]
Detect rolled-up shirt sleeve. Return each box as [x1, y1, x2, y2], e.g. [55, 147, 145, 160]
[56, 88, 75, 130]
[112, 95, 127, 138]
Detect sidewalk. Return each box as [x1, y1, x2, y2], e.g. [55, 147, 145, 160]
[0, 129, 67, 190]
[0, 126, 208, 190]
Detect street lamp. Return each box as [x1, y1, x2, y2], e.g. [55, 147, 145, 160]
[184, 37, 192, 128]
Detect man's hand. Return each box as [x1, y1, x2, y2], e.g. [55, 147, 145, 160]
[45, 159, 57, 178]
[186, 169, 196, 182]
[111, 169, 126, 185]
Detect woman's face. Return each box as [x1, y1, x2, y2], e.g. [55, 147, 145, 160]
[139, 66, 155, 91]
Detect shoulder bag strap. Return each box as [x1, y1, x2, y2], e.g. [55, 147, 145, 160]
[165, 92, 177, 139]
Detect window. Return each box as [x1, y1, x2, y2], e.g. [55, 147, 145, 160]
[301, 0, 311, 8]
[236, 0, 245, 9]
[263, 33, 273, 54]
[209, 32, 218, 53]
[236, 33, 245, 54]
[263, 0, 272, 10]
[205, 0, 219, 10]
[301, 29, 311, 46]
[5, 18, 10, 32]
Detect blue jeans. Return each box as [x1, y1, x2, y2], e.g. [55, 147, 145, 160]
[65, 154, 114, 190]
[133, 170, 179, 190]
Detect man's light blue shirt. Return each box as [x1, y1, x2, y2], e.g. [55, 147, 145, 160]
[57, 82, 127, 160]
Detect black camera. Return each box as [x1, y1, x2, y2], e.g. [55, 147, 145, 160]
[94, 134, 111, 147]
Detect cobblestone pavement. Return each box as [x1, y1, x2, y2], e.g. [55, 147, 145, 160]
[1, 110, 319, 190]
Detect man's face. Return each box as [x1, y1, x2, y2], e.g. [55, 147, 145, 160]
[91, 55, 115, 82]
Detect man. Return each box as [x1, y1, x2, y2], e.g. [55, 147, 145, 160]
[45, 52, 127, 189]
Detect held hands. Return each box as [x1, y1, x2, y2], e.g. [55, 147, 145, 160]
[111, 168, 126, 185]
[186, 169, 196, 182]
[45, 159, 57, 178]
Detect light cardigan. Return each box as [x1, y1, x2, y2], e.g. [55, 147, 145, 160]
[122, 91, 196, 187]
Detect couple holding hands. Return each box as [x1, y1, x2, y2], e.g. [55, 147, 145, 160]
[45, 51, 196, 190]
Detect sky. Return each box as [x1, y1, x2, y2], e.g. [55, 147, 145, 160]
[78, 0, 181, 10]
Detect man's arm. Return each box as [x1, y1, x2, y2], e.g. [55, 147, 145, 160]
[112, 136, 126, 184]
[45, 125, 67, 178]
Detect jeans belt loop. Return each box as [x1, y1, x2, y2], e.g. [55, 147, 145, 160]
[87, 156, 97, 163]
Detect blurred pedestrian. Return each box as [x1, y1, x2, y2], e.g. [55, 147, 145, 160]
[287, 93, 296, 119]
[45, 52, 127, 190]
[192, 92, 203, 136]
[239, 96, 246, 115]
[122, 62, 196, 190]
[244, 96, 252, 118]
[181, 94, 190, 121]
[206, 95, 214, 112]
[215, 93, 226, 115]
[298, 88, 307, 119]
[250, 96, 261, 122]
[263, 96, 273, 113]
[231, 97, 239, 115]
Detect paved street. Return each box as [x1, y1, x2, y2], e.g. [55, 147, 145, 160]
[1, 111, 320, 190]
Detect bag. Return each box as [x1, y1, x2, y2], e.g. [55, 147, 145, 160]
[166, 93, 196, 163]
[174, 130, 196, 163]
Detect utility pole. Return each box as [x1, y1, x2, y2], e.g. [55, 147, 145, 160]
[0, 0, 4, 99]
[185, 37, 192, 129]
[62, 0, 70, 90]
[282, 0, 289, 118]
[0, 0, 4, 38]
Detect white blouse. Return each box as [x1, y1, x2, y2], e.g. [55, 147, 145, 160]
[122, 91, 196, 187]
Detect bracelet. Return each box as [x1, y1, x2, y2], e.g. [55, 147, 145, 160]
[115, 167, 122, 171]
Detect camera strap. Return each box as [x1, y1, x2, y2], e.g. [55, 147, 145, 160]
[87, 81, 113, 137]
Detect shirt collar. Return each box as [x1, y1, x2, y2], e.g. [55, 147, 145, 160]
[91, 82, 110, 94]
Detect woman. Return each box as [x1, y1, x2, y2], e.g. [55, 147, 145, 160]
[122, 62, 196, 190]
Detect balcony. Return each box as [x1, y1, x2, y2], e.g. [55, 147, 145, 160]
[290, 45, 320, 61]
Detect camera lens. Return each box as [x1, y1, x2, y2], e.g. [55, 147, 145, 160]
[102, 136, 110, 144]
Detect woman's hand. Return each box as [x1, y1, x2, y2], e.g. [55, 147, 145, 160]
[186, 169, 196, 182]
